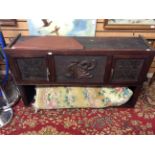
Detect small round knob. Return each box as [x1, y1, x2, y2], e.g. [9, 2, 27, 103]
[48, 52, 53, 55]
[146, 48, 151, 51]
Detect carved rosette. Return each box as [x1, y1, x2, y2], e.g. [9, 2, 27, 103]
[65, 59, 97, 79]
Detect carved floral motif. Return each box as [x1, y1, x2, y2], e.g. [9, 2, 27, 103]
[65, 59, 97, 79]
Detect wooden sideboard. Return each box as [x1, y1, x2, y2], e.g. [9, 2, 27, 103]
[5, 34, 155, 107]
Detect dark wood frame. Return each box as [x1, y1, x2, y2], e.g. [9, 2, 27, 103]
[0, 19, 17, 26]
[104, 19, 155, 30]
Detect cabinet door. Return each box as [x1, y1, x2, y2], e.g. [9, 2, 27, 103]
[110, 56, 147, 83]
[15, 57, 49, 83]
[54, 55, 107, 84]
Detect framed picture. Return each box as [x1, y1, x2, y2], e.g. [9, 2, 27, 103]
[104, 19, 155, 30]
[0, 19, 17, 26]
[27, 19, 96, 36]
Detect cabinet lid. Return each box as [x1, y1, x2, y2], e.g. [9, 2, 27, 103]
[11, 36, 84, 50]
[9, 35, 152, 51]
[75, 37, 151, 50]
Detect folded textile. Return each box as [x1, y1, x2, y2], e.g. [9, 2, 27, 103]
[33, 87, 133, 109]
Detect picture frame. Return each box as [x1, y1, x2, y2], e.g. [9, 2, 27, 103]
[0, 19, 17, 26]
[104, 19, 155, 30]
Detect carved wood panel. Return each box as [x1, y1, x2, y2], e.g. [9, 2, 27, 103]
[16, 58, 48, 81]
[54, 55, 107, 83]
[111, 59, 144, 82]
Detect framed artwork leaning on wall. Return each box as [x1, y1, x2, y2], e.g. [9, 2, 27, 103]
[104, 19, 155, 30]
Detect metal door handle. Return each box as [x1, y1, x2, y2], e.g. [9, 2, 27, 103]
[47, 68, 50, 81]
[111, 68, 114, 77]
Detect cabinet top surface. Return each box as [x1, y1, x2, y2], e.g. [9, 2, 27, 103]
[9, 36, 151, 51]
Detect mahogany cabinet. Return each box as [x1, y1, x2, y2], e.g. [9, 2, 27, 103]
[5, 34, 155, 106]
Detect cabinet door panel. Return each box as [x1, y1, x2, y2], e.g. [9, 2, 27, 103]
[111, 57, 145, 83]
[16, 57, 48, 81]
[54, 55, 107, 83]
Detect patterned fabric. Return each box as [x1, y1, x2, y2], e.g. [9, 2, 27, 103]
[34, 87, 133, 109]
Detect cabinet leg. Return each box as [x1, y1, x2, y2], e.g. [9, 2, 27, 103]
[124, 86, 142, 108]
[17, 85, 30, 106]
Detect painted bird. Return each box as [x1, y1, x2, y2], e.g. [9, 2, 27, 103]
[41, 19, 52, 27]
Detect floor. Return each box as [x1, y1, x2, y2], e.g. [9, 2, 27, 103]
[0, 83, 155, 135]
